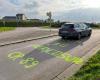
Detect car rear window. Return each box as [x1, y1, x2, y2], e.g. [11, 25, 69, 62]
[61, 24, 74, 29]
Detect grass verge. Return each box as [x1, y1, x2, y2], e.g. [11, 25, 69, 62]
[42, 26, 51, 29]
[68, 50, 100, 80]
[0, 27, 15, 32]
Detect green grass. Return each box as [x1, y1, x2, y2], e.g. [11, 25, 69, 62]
[68, 50, 100, 80]
[42, 26, 58, 29]
[0, 27, 15, 32]
[42, 26, 51, 29]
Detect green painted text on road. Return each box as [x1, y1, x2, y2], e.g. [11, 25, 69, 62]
[8, 52, 39, 68]
[33, 44, 83, 64]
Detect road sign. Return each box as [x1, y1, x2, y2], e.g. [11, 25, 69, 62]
[47, 12, 52, 32]
[47, 12, 52, 18]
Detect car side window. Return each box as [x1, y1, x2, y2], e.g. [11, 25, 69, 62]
[74, 24, 79, 29]
[83, 24, 89, 29]
[79, 24, 84, 29]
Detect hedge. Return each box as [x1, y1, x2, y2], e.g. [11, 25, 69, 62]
[0, 21, 50, 27]
[1, 21, 99, 28]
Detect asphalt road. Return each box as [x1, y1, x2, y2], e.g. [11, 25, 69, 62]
[0, 30, 100, 80]
[0, 27, 57, 45]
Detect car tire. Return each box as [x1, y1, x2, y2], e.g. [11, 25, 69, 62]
[77, 33, 81, 40]
[62, 36, 66, 39]
[87, 30, 92, 37]
[88, 32, 91, 37]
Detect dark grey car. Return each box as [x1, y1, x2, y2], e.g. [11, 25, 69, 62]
[59, 23, 92, 40]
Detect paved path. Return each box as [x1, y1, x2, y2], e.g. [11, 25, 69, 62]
[0, 30, 100, 80]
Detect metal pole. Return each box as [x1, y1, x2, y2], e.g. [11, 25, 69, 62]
[47, 12, 52, 32]
[50, 16, 52, 32]
[3, 20, 5, 27]
[17, 19, 19, 27]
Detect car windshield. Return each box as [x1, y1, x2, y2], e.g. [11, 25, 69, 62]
[61, 24, 74, 29]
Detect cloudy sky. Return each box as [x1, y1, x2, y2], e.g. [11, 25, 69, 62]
[0, 0, 100, 22]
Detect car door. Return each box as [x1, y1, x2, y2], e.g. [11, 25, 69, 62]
[74, 24, 80, 32]
[78, 23, 86, 36]
[82, 23, 90, 36]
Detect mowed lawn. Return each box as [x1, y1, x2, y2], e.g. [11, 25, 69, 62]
[0, 27, 15, 32]
[68, 50, 100, 80]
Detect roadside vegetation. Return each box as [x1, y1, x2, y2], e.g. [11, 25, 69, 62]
[0, 20, 100, 29]
[68, 50, 100, 80]
[86, 23, 100, 29]
[42, 26, 51, 29]
[0, 27, 15, 32]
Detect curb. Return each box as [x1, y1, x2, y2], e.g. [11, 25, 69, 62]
[0, 34, 58, 47]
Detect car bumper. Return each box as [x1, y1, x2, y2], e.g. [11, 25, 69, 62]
[59, 32, 78, 38]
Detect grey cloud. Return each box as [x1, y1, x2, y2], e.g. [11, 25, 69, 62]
[22, 0, 39, 17]
[1, 0, 100, 22]
[54, 8, 100, 22]
[24, 1, 39, 9]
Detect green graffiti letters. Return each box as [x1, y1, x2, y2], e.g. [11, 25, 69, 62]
[19, 58, 39, 68]
[8, 52, 39, 68]
[8, 52, 24, 61]
[32, 44, 83, 64]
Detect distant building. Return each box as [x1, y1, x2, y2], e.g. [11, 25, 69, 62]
[16, 14, 27, 21]
[2, 14, 27, 21]
[3, 16, 16, 21]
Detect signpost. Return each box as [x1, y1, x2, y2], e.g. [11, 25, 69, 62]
[47, 12, 52, 32]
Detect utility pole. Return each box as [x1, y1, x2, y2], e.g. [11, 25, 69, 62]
[1, 17, 5, 27]
[47, 12, 52, 32]
[16, 16, 19, 27]
[16, 18, 19, 27]
[3, 20, 5, 27]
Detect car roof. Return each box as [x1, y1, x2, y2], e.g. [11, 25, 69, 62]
[64, 22, 85, 25]
[63, 23, 75, 25]
[64, 23, 74, 24]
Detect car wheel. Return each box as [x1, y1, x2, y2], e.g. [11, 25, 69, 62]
[88, 32, 91, 37]
[77, 33, 81, 40]
[62, 36, 66, 39]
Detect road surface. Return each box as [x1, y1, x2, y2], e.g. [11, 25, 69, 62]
[0, 27, 57, 45]
[0, 29, 100, 80]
